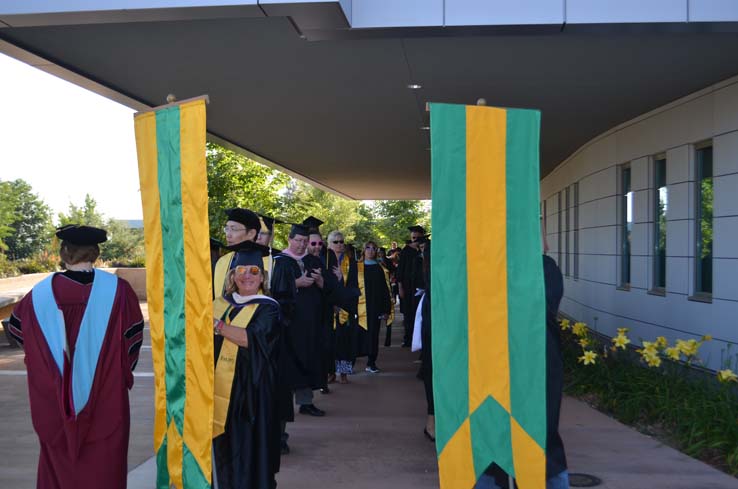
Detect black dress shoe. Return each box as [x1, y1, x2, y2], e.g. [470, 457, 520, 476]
[299, 404, 326, 417]
[320, 386, 331, 394]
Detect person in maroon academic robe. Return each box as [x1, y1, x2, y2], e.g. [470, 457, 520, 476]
[7, 225, 144, 489]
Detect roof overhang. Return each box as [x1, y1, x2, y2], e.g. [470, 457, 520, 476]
[2, 2, 738, 199]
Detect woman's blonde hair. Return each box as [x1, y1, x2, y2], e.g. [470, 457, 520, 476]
[224, 267, 269, 296]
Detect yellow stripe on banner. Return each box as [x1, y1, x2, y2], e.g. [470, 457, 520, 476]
[178, 99, 213, 483]
[511, 417, 546, 489]
[167, 420, 184, 489]
[438, 419, 476, 489]
[466, 106, 511, 414]
[134, 112, 168, 453]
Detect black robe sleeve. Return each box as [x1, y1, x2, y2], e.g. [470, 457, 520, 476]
[270, 255, 298, 322]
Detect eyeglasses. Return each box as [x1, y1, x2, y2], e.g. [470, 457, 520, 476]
[234, 265, 261, 276]
[310, 241, 324, 246]
[332, 240, 345, 244]
[224, 226, 246, 233]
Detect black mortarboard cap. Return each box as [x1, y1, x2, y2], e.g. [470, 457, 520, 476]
[417, 233, 431, 244]
[225, 208, 261, 231]
[290, 223, 311, 237]
[56, 224, 107, 245]
[408, 225, 426, 234]
[226, 240, 270, 270]
[302, 216, 324, 232]
[257, 213, 284, 233]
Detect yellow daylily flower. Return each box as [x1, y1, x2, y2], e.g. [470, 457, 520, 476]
[560, 319, 571, 331]
[578, 350, 597, 365]
[579, 338, 590, 348]
[701, 334, 713, 342]
[641, 350, 662, 367]
[717, 369, 738, 383]
[617, 327, 629, 335]
[664, 347, 681, 361]
[655, 336, 668, 349]
[572, 322, 588, 337]
[641, 341, 658, 355]
[676, 339, 699, 357]
[612, 334, 631, 350]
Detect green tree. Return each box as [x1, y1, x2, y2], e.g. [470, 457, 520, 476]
[372, 200, 431, 245]
[58, 195, 145, 267]
[0, 179, 53, 260]
[58, 194, 105, 228]
[206, 143, 291, 241]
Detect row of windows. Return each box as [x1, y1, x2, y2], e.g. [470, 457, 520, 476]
[619, 142, 713, 297]
[547, 141, 714, 300]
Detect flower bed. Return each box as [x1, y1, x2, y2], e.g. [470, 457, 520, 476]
[560, 319, 738, 476]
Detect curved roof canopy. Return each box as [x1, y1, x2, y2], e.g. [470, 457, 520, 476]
[2, 2, 738, 199]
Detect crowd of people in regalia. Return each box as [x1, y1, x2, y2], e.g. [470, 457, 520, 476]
[208, 208, 435, 488]
[9, 210, 570, 489]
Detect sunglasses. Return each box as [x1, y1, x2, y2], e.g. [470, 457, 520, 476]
[310, 241, 324, 246]
[234, 265, 261, 276]
[332, 240, 345, 244]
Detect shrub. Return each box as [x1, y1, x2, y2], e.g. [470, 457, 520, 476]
[561, 319, 738, 476]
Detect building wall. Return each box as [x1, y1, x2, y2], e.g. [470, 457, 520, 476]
[541, 75, 738, 371]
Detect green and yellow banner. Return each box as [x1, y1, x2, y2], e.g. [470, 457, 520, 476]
[430, 103, 546, 489]
[134, 98, 213, 489]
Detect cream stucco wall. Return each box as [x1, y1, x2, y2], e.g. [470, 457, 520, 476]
[541, 75, 738, 370]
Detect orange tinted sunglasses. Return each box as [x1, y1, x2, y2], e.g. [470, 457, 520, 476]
[235, 265, 261, 276]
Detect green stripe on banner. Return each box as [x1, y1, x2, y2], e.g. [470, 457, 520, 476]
[156, 438, 170, 489]
[505, 109, 547, 447]
[183, 443, 211, 488]
[470, 396, 514, 479]
[430, 103, 469, 453]
[156, 106, 187, 434]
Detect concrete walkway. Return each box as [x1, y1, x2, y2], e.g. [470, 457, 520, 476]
[0, 302, 735, 488]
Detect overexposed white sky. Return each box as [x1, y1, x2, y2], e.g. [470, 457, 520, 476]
[0, 52, 142, 220]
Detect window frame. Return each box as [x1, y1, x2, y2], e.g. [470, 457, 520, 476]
[691, 140, 713, 302]
[650, 153, 667, 295]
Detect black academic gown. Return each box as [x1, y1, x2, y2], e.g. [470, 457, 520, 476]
[271, 253, 326, 393]
[543, 255, 568, 479]
[330, 253, 366, 363]
[484, 256, 568, 487]
[362, 263, 392, 361]
[213, 299, 281, 489]
[396, 245, 419, 316]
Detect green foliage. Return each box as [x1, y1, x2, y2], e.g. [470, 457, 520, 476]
[0, 253, 19, 278]
[58, 194, 106, 228]
[58, 195, 145, 267]
[562, 330, 738, 475]
[206, 142, 291, 242]
[0, 179, 54, 259]
[205, 143, 431, 251]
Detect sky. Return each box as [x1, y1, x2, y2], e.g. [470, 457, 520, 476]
[0, 52, 143, 220]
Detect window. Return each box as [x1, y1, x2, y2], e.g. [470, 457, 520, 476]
[557, 192, 562, 267]
[573, 182, 579, 280]
[619, 164, 633, 287]
[695, 143, 713, 296]
[564, 186, 570, 277]
[653, 155, 667, 291]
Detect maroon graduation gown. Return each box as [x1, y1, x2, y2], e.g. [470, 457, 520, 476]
[9, 273, 144, 489]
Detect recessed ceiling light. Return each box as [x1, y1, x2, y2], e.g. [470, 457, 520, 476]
[420, 126, 430, 130]
[407, 84, 422, 89]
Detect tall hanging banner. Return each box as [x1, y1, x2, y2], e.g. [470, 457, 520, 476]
[430, 103, 546, 489]
[134, 97, 213, 489]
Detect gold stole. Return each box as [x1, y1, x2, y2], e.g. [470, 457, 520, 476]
[213, 251, 235, 300]
[212, 297, 257, 438]
[338, 255, 368, 329]
[262, 255, 271, 292]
